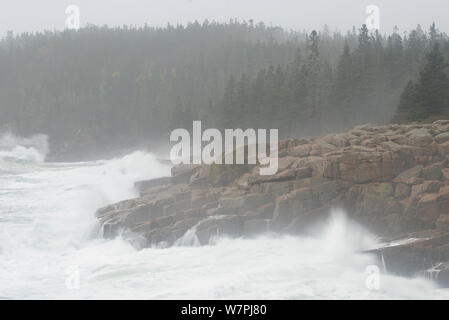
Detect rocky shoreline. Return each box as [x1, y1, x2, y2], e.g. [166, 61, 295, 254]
[96, 120, 449, 286]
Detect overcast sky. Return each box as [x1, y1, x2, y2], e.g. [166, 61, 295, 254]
[1, 0, 447, 37]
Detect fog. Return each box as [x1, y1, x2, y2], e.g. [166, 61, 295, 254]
[1, 0, 448, 36]
[1, 0, 449, 159]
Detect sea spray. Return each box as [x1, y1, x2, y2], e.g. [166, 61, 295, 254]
[0, 133, 49, 162]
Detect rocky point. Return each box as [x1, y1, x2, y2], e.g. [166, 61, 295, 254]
[96, 120, 449, 286]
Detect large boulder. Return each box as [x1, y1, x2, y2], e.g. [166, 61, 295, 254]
[407, 128, 433, 147]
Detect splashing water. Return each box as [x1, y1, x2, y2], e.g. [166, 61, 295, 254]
[0, 135, 449, 299]
[0, 133, 49, 162]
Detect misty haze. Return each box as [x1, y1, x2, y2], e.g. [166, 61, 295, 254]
[1, 0, 449, 304]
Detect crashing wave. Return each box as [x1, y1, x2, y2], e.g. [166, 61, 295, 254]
[0, 133, 49, 174]
[0, 133, 49, 162]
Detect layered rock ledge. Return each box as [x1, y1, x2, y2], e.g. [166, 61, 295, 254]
[96, 120, 449, 284]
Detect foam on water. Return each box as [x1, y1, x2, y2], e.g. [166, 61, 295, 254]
[1, 135, 449, 299]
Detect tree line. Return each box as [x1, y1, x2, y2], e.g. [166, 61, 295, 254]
[212, 23, 449, 139]
[0, 21, 448, 157]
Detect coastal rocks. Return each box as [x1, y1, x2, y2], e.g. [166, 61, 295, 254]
[272, 187, 321, 230]
[407, 128, 433, 147]
[430, 262, 449, 287]
[369, 230, 449, 278]
[435, 132, 449, 144]
[96, 120, 449, 285]
[393, 165, 423, 184]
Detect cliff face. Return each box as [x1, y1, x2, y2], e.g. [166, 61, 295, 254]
[96, 120, 449, 284]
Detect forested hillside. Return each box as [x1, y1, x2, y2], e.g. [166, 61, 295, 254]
[0, 21, 448, 158]
[214, 24, 449, 138]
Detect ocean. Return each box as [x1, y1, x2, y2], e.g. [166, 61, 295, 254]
[0, 133, 448, 299]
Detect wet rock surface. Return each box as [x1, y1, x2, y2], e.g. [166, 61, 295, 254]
[96, 121, 449, 286]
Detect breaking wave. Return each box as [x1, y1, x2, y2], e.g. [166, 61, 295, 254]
[0, 133, 49, 162]
[0, 133, 50, 175]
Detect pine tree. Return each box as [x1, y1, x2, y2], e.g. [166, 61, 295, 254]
[394, 43, 449, 122]
[429, 22, 440, 44]
[221, 76, 237, 128]
[392, 80, 417, 123]
[300, 30, 322, 134]
[415, 43, 449, 118]
[282, 49, 305, 135]
[331, 42, 353, 106]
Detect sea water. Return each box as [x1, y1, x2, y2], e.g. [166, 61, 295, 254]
[0, 133, 448, 299]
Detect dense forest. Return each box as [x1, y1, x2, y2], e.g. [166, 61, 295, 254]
[0, 21, 448, 158]
[214, 23, 449, 137]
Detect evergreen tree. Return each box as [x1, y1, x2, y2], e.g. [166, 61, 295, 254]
[394, 43, 449, 122]
[429, 22, 440, 44]
[221, 76, 237, 128]
[392, 80, 418, 123]
[331, 42, 353, 107]
[301, 30, 323, 135]
[415, 43, 449, 118]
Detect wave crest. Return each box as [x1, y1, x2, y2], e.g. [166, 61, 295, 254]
[0, 133, 49, 163]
